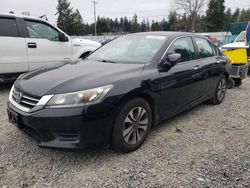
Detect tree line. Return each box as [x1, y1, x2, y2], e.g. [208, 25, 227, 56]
[56, 0, 250, 36]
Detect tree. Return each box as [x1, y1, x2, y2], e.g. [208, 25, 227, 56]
[123, 17, 130, 32]
[70, 9, 84, 35]
[231, 8, 240, 22]
[162, 18, 170, 31]
[146, 19, 151, 31]
[168, 11, 178, 31]
[140, 18, 147, 32]
[175, 0, 207, 32]
[224, 8, 232, 31]
[56, 0, 84, 35]
[151, 20, 162, 31]
[177, 13, 189, 31]
[131, 14, 140, 33]
[240, 8, 250, 22]
[206, 0, 225, 32]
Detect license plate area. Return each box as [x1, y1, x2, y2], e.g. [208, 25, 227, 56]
[7, 108, 20, 128]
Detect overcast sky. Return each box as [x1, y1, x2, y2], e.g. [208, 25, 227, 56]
[0, 0, 249, 25]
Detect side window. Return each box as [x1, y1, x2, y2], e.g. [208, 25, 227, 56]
[194, 38, 215, 58]
[167, 37, 196, 63]
[209, 42, 219, 56]
[25, 20, 60, 41]
[0, 18, 19, 37]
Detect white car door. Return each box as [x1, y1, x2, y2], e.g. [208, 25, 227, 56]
[0, 17, 28, 74]
[24, 19, 72, 71]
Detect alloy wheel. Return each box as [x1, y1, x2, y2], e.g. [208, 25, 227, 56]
[217, 78, 227, 102]
[122, 107, 149, 145]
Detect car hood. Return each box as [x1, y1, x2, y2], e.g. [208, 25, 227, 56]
[15, 60, 144, 97]
[72, 38, 101, 48]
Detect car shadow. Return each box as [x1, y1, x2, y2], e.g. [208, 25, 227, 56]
[0, 82, 13, 91]
[151, 102, 209, 132]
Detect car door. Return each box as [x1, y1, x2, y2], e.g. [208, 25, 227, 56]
[23, 19, 72, 71]
[158, 36, 204, 119]
[193, 37, 226, 98]
[0, 17, 28, 74]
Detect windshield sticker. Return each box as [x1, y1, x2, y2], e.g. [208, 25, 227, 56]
[146, 35, 166, 40]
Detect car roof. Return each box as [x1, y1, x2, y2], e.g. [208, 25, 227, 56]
[127, 31, 206, 38]
[0, 12, 47, 22]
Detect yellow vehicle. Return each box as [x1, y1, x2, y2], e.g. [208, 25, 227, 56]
[222, 31, 249, 88]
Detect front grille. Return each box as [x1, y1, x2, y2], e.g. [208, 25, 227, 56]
[12, 88, 41, 109]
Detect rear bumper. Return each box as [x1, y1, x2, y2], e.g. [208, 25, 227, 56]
[7, 102, 115, 150]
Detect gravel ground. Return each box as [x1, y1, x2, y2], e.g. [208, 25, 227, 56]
[0, 78, 250, 188]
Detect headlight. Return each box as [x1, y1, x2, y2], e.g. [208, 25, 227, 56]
[46, 85, 113, 108]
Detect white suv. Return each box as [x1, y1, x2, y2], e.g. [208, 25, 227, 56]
[0, 13, 101, 82]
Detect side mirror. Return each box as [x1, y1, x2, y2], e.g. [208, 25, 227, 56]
[162, 53, 181, 67]
[59, 33, 69, 42]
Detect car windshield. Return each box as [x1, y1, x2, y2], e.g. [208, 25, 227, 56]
[88, 35, 168, 64]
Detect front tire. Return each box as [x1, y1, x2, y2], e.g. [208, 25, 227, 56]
[208, 75, 227, 105]
[112, 98, 152, 153]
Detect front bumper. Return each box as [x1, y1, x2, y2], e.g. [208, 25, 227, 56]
[7, 102, 115, 150]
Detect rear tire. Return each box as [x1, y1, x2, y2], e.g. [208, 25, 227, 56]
[208, 75, 227, 105]
[227, 78, 235, 89]
[112, 98, 152, 153]
[234, 78, 242, 87]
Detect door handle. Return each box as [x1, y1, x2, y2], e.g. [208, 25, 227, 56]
[28, 42, 37, 48]
[193, 65, 201, 70]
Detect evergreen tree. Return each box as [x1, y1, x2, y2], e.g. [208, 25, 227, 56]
[231, 8, 240, 22]
[151, 20, 162, 31]
[70, 9, 84, 35]
[56, 0, 84, 35]
[131, 14, 140, 33]
[206, 0, 225, 32]
[140, 18, 147, 32]
[124, 17, 130, 32]
[177, 14, 188, 31]
[240, 8, 250, 22]
[146, 19, 150, 31]
[224, 8, 232, 31]
[168, 11, 178, 31]
[162, 18, 170, 31]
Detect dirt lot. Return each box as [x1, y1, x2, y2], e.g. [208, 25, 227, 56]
[0, 78, 250, 188]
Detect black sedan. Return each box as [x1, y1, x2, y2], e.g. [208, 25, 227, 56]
[7, 32, 230, 153]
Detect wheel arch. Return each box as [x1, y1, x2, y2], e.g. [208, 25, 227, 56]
[80, 51, 92, 59]
[115, 92, 159, 128]
[73, 46, 98, 60]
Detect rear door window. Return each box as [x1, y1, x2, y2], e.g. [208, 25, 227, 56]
[194, 38, 216, 58]
[0, 18, 19, 37]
